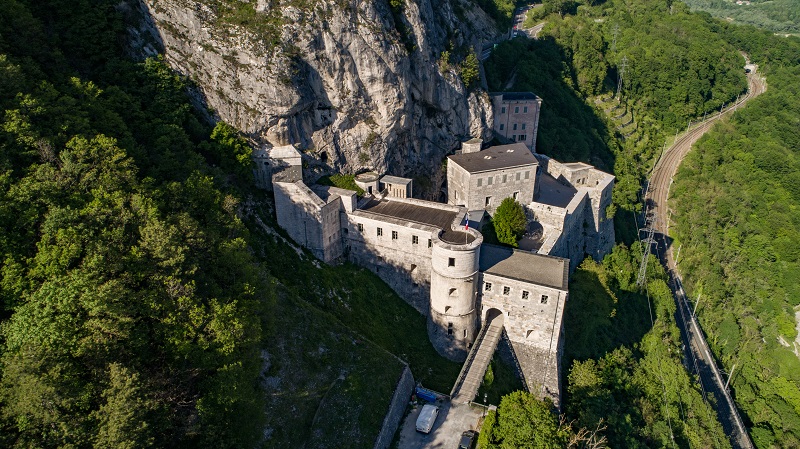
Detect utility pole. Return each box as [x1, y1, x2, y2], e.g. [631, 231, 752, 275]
[637, 204, 656, 287]
[694, 293, 702, 315]
[675, 244, 682, 266]
[616, 56, 628, 101]
[725, 362, 737, 390]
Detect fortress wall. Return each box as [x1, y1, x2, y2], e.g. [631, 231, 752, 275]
[478, 272, 566, 406]
[447, 162, 470, 207]
[274, 181, 328, 261]
[509, 339, 562, 407]
[448, 161, 537, 212]
[344, 213, 437, 313]
[320, 201, 344, 262]
[373, 364, 415, 449]
[478, 274, 566, 350]
[473, 168, 536, 213]
[529, 203, 567, 230]
[584, 175, 615, 259]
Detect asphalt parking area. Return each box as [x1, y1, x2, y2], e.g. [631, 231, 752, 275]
[398, 401, 485, 449]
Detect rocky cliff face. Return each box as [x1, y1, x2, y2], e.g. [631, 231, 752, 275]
[129, 0, 500, 190]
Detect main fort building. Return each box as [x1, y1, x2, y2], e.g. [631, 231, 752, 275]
[256, 93, 615, 403]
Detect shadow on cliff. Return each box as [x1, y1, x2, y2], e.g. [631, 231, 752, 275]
[484, 37, 617, 173]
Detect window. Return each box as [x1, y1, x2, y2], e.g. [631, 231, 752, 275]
[522, 290, 529, 299]
[524, 171, 530, 179]
[503, 286, 510, 295]
[520, 134, 527, 141]
[485, 282, 493, 292]
[358, 223, 364, 232]
[411, 264, 417, 271]
[516, 172, 520, 181]
[448, 257, 455, 267]
[541, 295, 549, 304]
[412, 235, 419, 244]
[511, 135, 517, 141]
[503, 174, 507, 183]
[514, 106, 519, 113]
[513, 191, 519, 200]
[485, 196, 492, 207]
[477, 178, 482, 187]
[501, 107, 506, 113]
[447, 322, 453, 335]
[523, 106, 528, 113]
[464, 329, 467, 338]
[499, 123, 504, 130]
[513, 123, 518, 130]
[392, 230, 398, 240]
[428, 239, 432, 248]
[449, 288, 458, 297]
[488, 177, 493, 185]
[522, 123, 527, 130]
[377, 227, 383, 237]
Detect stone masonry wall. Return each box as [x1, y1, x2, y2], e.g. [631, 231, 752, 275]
[448, 164, 537, 213]
[478, 272, 566, 405]
[274, 181, 326, 261]
[344, 213, 437, 313]
[373, 364, 415, 449]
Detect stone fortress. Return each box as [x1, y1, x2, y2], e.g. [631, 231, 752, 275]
[256, 92, 615, 403]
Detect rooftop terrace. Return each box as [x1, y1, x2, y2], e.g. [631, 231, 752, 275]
[535, 173, 578, 208]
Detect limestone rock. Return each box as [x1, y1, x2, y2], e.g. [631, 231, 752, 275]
[129, 0, 499, 187]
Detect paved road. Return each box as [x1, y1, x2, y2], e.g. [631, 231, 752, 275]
[645, 66, 766, 449]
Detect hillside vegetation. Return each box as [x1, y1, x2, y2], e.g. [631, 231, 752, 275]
[671, 26, 800, 448]
[0, 0, 460, 447]
[485, 0, 746, 228]
[682, 0, 800, 34]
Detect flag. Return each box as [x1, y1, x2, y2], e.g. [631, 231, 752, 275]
[464, 214, 469, 231]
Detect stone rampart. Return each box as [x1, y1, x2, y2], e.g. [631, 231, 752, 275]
[373, 364, 415, 449]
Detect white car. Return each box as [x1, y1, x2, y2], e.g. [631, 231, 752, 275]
[415, 404, 440, 434]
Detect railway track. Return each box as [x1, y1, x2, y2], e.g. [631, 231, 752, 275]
[644, 67, 766, 449]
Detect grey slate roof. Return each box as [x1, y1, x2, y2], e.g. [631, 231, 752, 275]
[479, 244, 568, 290]
[448, 143, 537, 173]
[381, 175, 413, 185]
[359, 198, 475, 244]
[490, 92, 540, 101]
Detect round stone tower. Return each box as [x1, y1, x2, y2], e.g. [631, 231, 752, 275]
[427, 226, 483, 361]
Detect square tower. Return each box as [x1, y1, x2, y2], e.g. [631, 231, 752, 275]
[491, 92, 542, 152]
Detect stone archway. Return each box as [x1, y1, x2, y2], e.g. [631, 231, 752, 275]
[484, 307, 504, 326]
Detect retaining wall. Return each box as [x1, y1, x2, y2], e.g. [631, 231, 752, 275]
[373, 364, 415, 449]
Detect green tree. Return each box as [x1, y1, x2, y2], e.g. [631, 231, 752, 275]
[479, 391, 568, 449]
[460, 50, 480, 89]
[493, 198, 527, 247]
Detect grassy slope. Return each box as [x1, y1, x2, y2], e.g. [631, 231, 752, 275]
[245, 195, 461, 447]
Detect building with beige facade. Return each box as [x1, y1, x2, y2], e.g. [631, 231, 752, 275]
[491, 92, 542, 151]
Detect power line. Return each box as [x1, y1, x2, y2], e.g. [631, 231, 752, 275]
[616, 56, 628, 101]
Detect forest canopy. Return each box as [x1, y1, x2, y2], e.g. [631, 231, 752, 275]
[0, 0, 269, 446]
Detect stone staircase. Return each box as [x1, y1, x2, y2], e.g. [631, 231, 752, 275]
[450, 313, 505, 404]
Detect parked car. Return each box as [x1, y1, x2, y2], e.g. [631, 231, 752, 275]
[458, 430, 478, 449]
[415, 404, 440, 434]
